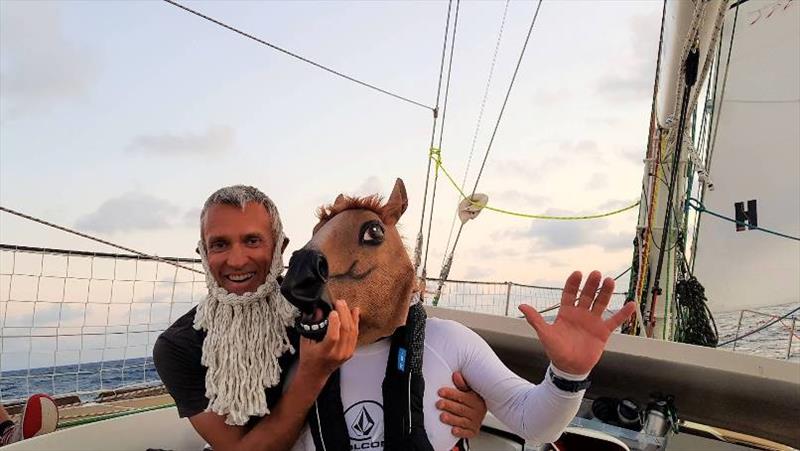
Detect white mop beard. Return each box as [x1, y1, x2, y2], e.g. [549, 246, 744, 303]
[193, 237, 297, 426]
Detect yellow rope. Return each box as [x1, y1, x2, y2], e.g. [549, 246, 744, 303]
[631, 131, 666, 334]
[429, 147, 640, 220]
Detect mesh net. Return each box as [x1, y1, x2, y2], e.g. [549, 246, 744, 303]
[0, 245, 203, 402]
[3, 244, 795, 402]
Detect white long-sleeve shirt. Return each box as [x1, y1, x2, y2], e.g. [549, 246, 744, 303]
[291, 317, 586, 451]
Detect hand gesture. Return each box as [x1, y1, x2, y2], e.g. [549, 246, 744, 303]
[519, 271, 635, 375]
[298, 299, 360, 381]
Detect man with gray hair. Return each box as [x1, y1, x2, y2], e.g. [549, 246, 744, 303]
[154, 185, 487, 451]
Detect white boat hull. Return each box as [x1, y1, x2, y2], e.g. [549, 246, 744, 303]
[4, 406, 205, 451]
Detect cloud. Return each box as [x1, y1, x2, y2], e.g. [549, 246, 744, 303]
[183, 208, 201, 228]
[532, 87, 572, 105]
[559, 140, 599, 156]
[76, 193, 180, 233]
[595, 12, 659, 102]
[620, 147, 646, 165]
[493, 156, 566, 180]
[467, 246, 523, 261]
[0, 2, 98, 119]
[127, 126, 235, 156]
[494, 190, 548, 208]
[463, 266, 493, 280]
[597, 198, 638, 211]
[352, 176, 383, 197]
[502, 209, 634, 252]
[586, 173, 608, 190]
[596, 75, 652, 102]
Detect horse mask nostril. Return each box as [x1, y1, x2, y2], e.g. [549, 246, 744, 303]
[281, 248, 333, 341]
[315, 255, 328, 281]
[281, 249, 330, 312]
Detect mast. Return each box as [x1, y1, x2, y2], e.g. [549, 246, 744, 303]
[630, 0, 726, 340]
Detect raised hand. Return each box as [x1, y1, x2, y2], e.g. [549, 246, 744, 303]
[519, 271, 636, 375]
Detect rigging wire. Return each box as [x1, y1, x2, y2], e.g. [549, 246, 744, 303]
[686, 199, 800, 242]
[689, 3, 741, 274]
[468, 0, 543, 199]
[628, 0, 667, 336]
[647, 46, 701, 336]
[0, 206, 203, 274]
[433, 0, 544, 304]
[441, 0, 511, 267]
[706, 2, 740, 175]
[422, 0, 462, 276]
[414, 0, 455, 276]
[161, 0, 433, 112]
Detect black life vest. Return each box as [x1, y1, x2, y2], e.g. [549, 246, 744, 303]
[308, 302, 466, 451]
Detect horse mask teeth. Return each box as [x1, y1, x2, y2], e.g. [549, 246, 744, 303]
[281, 248, 334, 341]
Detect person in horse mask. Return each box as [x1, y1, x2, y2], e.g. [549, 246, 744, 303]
[282, 179, 638, 451]
[153, 185, 487, 451]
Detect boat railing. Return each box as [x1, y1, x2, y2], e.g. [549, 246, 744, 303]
[1, 243, 796, 405]
[720, 308, 799, 360]
[423, 277, 628, 317]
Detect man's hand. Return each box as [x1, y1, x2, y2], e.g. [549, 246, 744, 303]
[436, 371, 487, 439]
[297, 299, 360, 383]
[519, 271, 636, 375]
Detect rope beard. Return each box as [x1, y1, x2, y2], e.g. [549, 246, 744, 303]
[193, 235, 297, 426]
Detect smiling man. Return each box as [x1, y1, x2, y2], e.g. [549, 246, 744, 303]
[153, 185, 486, 451]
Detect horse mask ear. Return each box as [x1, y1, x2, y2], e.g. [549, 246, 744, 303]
[333, 194, 347, 209]
[382, 178, 408, 226]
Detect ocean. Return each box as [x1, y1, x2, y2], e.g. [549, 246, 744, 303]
[1, 357, 161, 403]
[1, 304, 797, 403]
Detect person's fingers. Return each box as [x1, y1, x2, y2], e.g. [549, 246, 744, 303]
[451, 426, 478, 439]
[519, 304, 548, 337]
[335, 299, 353, 333]
[577, 270, 601, 309]
[435, 398, 471, 418]
[331, 307, 359, 358]
[561, 271, 582, 307]
[344, 307, 360, 351]
[452, 371, 470, 392]
[606, 302, 637, 332]
[440, 387, 482, 409]
[323, 310, 341, 345]
[439, 412, 473, 430]
[591, 277, 615, 315]
[437, 387, 471, 406]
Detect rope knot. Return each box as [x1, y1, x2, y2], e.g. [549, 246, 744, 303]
[429, 147, 442, 167]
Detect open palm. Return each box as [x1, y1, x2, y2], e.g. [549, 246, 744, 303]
[519, 271, 636, 375]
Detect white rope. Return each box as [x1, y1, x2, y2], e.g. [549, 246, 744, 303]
[686, 1, 729, 128]
[662, 0, 707, 157]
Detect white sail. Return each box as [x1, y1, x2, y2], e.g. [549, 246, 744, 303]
[692, 0, 800, 312]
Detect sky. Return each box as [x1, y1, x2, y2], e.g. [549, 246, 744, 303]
[0, 0, 664, 293]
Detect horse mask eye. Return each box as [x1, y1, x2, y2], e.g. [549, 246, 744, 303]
[360, 221, 385, 245]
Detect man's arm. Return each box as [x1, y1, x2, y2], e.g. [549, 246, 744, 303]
[189, 300, 359, 451]
[188, 367, 326, 451]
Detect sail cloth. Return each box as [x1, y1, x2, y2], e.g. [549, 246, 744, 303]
[693, 0, 800, 312]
